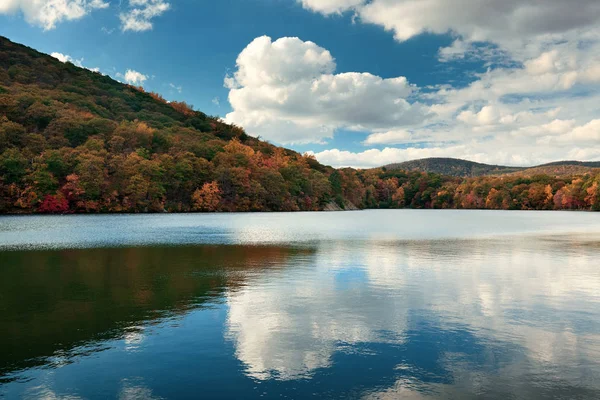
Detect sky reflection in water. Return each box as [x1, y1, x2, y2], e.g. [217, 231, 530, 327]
[1, 210, 600, 399]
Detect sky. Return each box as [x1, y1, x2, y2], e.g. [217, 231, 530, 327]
[1, 0, 600, 168]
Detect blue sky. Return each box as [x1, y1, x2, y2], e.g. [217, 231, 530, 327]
[1, 0, 600, 167]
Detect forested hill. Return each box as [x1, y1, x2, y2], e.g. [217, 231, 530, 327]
[1, 36, 600, 213]
[385, 158, 524, 177]
[0, 36, 347, 213]
[384, 158, 600, 177]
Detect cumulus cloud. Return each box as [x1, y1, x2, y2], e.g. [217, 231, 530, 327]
[299, 0, 363, 15]
[51, 52, 82, 66]
[298, 1, 600, 47]
[437, 40, 511, 66]
[116, 69, 148, 85]
[224, 36, 429, 144]
[0, 0, 108, 30]
[224, 19, 600, 166]
[310, 131, 600, 168]
[120, 0, 170, 32]
[51, 51, 101, 73]
[363, 129, 413, 145]
[309, 146, 471, 169]
[284, 1, 600, 167]
[549, 119, 600, 144]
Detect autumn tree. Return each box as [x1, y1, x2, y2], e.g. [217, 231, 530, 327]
[192, 181, 221, 211]
[38, 194, 69, 214]
[585, 180, 600, 211]
[392, 186, 406, 208]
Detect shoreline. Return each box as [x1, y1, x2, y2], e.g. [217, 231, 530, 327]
[0, 208, 598, 216]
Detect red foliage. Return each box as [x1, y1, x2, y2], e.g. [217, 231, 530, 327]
[38, 194, 70, 214]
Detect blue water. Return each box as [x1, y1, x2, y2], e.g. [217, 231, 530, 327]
[1, 210, 600, 399]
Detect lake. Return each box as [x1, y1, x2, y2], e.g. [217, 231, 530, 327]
[1, 210, 600, 399]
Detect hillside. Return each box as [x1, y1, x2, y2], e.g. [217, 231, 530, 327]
[384, 158, 524, 177]
[508, 164, 600, 177]
[385, 157, 600, 177]
[539, 161, 600, 168]
[0, 36, 348, 213]
[1, 36, 599, 213]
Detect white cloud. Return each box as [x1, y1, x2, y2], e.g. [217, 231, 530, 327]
[116, 69, 148, 85]
[438, 39, 472, 62]
[223, 74, 238, 90]
[230, 36, 335, 87]
[51, 51, 101, 73]
[438, 40, 510, 66]
[299, 1, 600, 48]
[169, 83, 182, 93]
[299, 0, 363, 15]
[227, 28, 600, 164]
[212, 97, 220, 106]
[0, 0, 108, 30]
[51, 52, 82, 66]
[225, 3, 600, 162]
[309, 146, 471, 169]
[310, 95, 600, 167]
[457, 105, 502, 126]
[363, 129, 412, 145]
[310, 132, 600, 168]
[120, 0, 170, 32]
[224, 36, 429, 144]
[551, 119, 600, 144]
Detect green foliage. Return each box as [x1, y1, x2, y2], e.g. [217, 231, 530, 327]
[0, 148, 27, 184]
[328, 170, 343, 195]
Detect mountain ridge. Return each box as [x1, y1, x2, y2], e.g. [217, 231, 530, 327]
[384, 157, 600, 177]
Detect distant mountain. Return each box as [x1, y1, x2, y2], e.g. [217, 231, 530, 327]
[384, 158, 524, 177]
[538, 161, 600, 168]
[384, 158, 600, 177]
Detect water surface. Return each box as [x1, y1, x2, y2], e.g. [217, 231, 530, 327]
[1, 210, 600, 399]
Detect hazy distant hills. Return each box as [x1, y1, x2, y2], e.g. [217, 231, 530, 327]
[384, 158, 600, 177]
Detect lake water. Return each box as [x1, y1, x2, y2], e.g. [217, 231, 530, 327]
[1, 210, 600, 399]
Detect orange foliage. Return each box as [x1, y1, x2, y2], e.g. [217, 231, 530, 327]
[148, 92, 167, 103]
[170, 101, 195, 117]
[192, 181, 221, 212]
